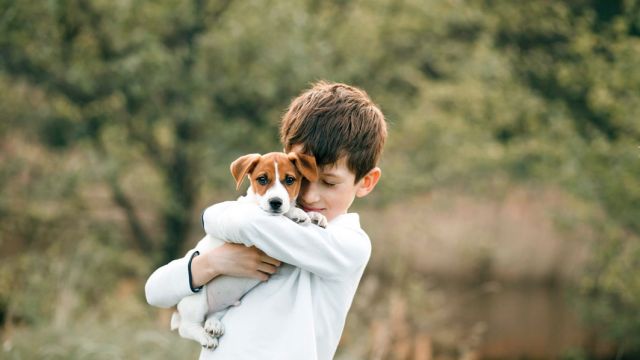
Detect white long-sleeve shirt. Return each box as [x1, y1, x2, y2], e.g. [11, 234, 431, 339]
[144, 201, 371, 360]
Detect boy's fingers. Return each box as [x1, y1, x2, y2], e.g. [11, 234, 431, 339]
[257, 263, 278, 275]
[254, 271, 269, 281]
[261, 255, 281, 267]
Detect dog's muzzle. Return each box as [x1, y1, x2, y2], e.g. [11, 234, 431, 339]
[269, 197, 283, 212]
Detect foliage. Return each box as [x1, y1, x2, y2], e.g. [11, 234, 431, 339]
[0, 0, 639, 356]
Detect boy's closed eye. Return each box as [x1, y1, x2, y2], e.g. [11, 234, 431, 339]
[322, 180, 337, 187]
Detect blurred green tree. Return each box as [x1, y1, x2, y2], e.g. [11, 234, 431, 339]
[0, 0, 279, 264]
[0, 0, 639, 353]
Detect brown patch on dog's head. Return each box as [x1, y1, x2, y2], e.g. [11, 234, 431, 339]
[248, 153, 299, 200]
[230, 153, 261, 190]
[230, 152, 318, 202]
[287, 152, 318, 183]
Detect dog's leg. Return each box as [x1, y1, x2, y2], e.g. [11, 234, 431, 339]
[179, 322, 219, 349]
[204, 309, 227, 338]
[307, 211, 328, 228]
[285, 206, 311, 224]
[176, 291, 218, 349]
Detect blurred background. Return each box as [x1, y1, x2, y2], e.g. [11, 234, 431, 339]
[1, 0, 639, 359]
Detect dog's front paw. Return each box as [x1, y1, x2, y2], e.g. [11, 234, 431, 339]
[308, 211, 328, 228]
[201, 334, 219, 350]
[204, 318, 225, 338]
[286, 207, 311, 225]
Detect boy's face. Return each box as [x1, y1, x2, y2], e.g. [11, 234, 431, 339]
[291, 145, 380, 222]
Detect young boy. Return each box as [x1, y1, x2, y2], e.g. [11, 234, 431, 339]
[145, 81, 387, 359]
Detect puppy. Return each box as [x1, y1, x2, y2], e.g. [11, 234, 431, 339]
[171, 152, 327, 349]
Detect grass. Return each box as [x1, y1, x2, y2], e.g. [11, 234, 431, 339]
[4, 318, 200, 360]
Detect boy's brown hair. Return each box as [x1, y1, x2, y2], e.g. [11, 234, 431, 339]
[280, 81, 387, 182]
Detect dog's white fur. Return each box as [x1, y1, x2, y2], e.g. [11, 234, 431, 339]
[171, 153, 326, 350]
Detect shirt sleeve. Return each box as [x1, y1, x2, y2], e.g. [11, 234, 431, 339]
[202, 201, 371, 280]
[144, 239, 207, 308]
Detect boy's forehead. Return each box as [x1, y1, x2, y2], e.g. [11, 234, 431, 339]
[319, 157, 352, 177]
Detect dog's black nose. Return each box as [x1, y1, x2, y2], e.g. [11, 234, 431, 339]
[269, 198, 283, 210]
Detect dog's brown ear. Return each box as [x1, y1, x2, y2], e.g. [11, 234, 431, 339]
[288, 152, 318, 182]
[230, 153, 262, 190]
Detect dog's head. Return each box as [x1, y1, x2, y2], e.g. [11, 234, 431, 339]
[230, 152, 318, 214]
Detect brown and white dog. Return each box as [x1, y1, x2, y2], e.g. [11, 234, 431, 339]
[171, 152, 327, 349]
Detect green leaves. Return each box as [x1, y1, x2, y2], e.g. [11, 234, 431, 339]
[1, 0, 639, 352]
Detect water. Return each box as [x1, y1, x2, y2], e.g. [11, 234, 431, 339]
[449, 283, 613, 359]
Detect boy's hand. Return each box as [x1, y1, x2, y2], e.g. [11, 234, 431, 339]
[191, 244, 281, 287]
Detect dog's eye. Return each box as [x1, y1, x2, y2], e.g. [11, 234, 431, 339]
[285, 176, 296, 185]
[257, 176, 268, 185]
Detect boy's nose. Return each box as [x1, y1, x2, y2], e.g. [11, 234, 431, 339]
[300, 179, 320, 204]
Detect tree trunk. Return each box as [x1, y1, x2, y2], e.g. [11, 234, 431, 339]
[161, 125, 196, 265]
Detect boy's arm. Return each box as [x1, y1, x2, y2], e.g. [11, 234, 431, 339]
[144, 247, 201, 308]
[145, 239, 280, 308]
[202, 201, 371, 279]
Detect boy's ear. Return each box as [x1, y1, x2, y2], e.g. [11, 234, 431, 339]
[356, 167, 381, 198]
[288, 152, 318, 182]
[230, 153, 262, 190]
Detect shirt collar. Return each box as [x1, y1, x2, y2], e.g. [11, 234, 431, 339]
[328, 213, 360, 227]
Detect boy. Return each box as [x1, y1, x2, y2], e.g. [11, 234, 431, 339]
[145, 81, 387, 359]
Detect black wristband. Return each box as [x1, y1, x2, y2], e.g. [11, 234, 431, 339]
[188, 250, 204, 293]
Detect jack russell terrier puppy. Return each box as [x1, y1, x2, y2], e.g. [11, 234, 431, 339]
[171, 152, 327, 349]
